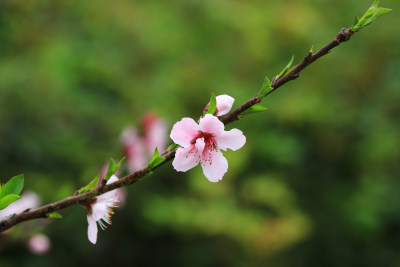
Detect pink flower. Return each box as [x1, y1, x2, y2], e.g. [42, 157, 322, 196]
[86, 175, 120, 244]
[142, 113, 168, 155]
[121, 113, 168, 172]
[28, 234, 51, 255]
[121, 127, 147, 171]
[205, 94, 235, 116]
[170, 114, 246, 182]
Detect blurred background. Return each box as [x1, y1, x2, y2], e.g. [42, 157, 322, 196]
[0, 0, 399, 266]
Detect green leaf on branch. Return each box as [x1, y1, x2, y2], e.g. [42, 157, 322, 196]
[206, 92, 217, 115]
[78, 176, 100, 194]
[275, 55, 294, 81]
[142, 172, 154, 181]
[257, 76, 273, 99]
[147, 148, 166, 169]
[105, 157, 125, 181]
[0, 174, 24, 200]
[48, 212, 63, 219]
[0, 194, 21, 210]
[242, 105, 269, 116]
[168, 143, 180, 150]
[351, 0, 391, 31]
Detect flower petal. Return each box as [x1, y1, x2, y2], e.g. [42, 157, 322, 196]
[217, 128, 246, 151]
[87, 216, 98, 244]
[172, 138, 204, 172]
[215, 95, 235, 116]
[170, 118, 200, 147]
[91, 201, 107, 221]
[199, 114, 224, 137]
[201, 150, 228, 182]
[107, 175, 119, 184]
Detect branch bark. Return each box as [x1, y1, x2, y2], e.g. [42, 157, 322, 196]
[0, 27, 355, 232]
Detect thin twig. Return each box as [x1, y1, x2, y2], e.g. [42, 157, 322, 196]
[0, 27, 354, 232]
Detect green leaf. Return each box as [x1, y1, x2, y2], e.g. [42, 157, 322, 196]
[141, 172, 154, 181]
[257, 76, 273, 99]
[206, 92, 217, 115]
[147, 148, 166, 169]
[48, 212, 63, 219]
[241, 105, 269, 116]
[0, 194, 21, 210]
[0, 175, 24, 200]
[275, 55, 294, 81]
[353, 14, 360, 28]
[352, 0, 391, 31]
[369, 0, 379, 10]
[105, 159, 116, 180]
[114, 157, 125, 175]
[105, 157, 125, 181]
[78, 176, 100, 194]
[168, 143, 180, 150]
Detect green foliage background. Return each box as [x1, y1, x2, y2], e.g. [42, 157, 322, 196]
[0, 0, 399, 266]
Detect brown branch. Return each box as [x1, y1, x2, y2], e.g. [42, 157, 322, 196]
[0, 27, 355, 232]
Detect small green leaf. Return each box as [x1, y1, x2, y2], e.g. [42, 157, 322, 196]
[48, 212, 63, 219]
[309, 45, 314, 53]
[257, 76, 273, 99]
[353, 14, 360, 27]
[141, 172, 154, 181]
[168, 143, 180, 150]
[0, 175, 24, 200]
[105, 159, 116, 180]
[114, 157, 125, 175]
[78, 176, 100, 194]
[241, 105, 269, 116]
[275, 55, 295, 81]
[352, 0, 391, 31]
[147, 148, 166, 169]
[0, 194, 21, 210]
[369, 0, 379, 10]
[206, 92, 217, 115]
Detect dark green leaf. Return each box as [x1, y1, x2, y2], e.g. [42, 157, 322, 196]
[241, 105, 269, 116]
[48, 212, 63, 219]
[0, 175, 24, 200]
[141, 172, 154, 181]
[206, 92, 217, 115]
[78, 176, 99, 194]
[0, 194, 21, 210]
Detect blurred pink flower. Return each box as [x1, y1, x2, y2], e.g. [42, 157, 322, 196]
[121, 127, 147, 171]
[28, 234, 51, 255]
[86, 175, 120, 244]
[170, 114, 246, 182]
[0, 191, 40, 220]
[121, 113, 168, 172]
[142, 113, 168, 155]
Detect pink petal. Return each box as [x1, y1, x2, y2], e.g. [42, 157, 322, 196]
[199, 114, 224, 137]
[170, 118, 200, 147]
[217, 128, 246, 151]
[215, 95, 235, 116]
[172, 138, 204, 172]
[201, 150, 228, 182]
[87, 216, 98, 244]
